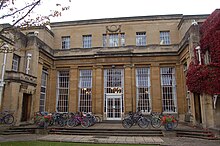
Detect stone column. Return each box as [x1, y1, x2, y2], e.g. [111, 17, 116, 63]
[151, 63, 162, 112]
[69, 66, 78, 112]
[124, 64, 133, 114]
[48, 68, 57, 112]
[93, 65, 103, 115]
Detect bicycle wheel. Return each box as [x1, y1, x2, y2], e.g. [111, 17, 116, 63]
[67, 119, 77, 127]
[173, 119, 178, 128]
[138, 117, 150, 128]
[122, 118, 133, 128]
[95, 116, 101, 123]
[81, 118, 89, 128]
[4, 114, 14, 124]
[151, 117, 162, 128]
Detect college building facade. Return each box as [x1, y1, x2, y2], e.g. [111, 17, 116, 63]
[0, 13, 219, 129]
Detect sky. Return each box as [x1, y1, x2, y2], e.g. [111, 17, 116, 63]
[0, 0, 219, 24]
[49, 0, 220, 22]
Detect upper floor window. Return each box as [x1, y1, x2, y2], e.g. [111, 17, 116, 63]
[109, 34, 119, 47]
[136, 32, 146, 46]
[102, 33, 125, 47]
[121, 33, 125, 46]
[12, 54, 20, 71]
[61, 36, 70, 49]
[160, 31, 170, 45]
[204, 50, 211, 65]
[103, 34, 107, 47]
[83, 35, 92, 48]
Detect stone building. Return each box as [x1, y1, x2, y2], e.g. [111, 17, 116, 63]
[0, 13, 219, 129]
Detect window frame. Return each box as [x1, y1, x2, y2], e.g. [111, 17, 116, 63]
[136, 32, 146, 46]
[61, 36, 70, 49]
[12, 54, 20, 71]
[56, 70, 69, 113]
[160, 67, 177, 113]
[160, 31, 171, 45]
[83, 35, 92, 48]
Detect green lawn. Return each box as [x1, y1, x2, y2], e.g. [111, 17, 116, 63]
[0, 141, 158, 146]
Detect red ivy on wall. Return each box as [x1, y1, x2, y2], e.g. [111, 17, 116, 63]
[186, 9, 220, 95]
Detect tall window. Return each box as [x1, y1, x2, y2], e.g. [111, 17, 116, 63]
[136, 68, 151, 113]
[12, 54, 20, 71]
[83, 35, 92, 48]
[61, 36, 70, 49]
[78, 70, 92, 112]
[160, 31, 170, 45]
[56, 71, 69, 113]
[39, 68, 48, 112]
[136, 32, 146, 46]
[104, 69, 124, 112]
[160, 67, 177, 113]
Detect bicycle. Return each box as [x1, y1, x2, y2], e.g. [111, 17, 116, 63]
[0, 111, 14, 125]
[67, 112, 89, 128]
[122, 111, 150, 128]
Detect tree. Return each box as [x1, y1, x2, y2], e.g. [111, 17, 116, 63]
[186, 9, 220, 95]
[0, 0, 71, 35]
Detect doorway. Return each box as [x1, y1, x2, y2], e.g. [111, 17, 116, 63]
[21, 93, 32, 122]
[194, 93, 202, 124]
[106, 94, 122, 120]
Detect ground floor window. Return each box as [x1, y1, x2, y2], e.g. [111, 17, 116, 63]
[78, 69, 92, 112]
[39, 68, 48, 112]
[136, 67, 151, 113]
[160, 67, 177, 113]
[56, 71, 69, 113]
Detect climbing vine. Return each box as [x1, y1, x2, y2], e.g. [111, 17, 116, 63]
[186, 9, 220, 95]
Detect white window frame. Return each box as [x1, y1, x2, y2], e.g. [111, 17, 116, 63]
[83, 35, 92, 48]
[104, 69, 124, 112]
[12, 54, 20, 71]
[160, 67, 177, 113]
[120, 33, 125, 46]
[160, 31, 171, 45]
[136, 32, 146, 46]
[136, 67, 151, 113]
[56, 71, 69, 113]
[109, 34, 119, 47]
[61, 36, 70, 49]
[39, 69, 48, 112]
[78, 69, 92, 112]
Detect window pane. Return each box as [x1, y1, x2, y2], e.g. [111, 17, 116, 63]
[136, 68, 151, 113]
[12, 54, 20, 71]
[57, 71, 69, 113]
[39, 69, 48, 112]
[79, 70, 92, 112]
[136, 32, 146, 46]
[160, 31, 170, 45]
[109, 34, 119, 47]
[83, 35, 92, 48]
[160, 67, 177, 113]
[62, 36, 70, 49]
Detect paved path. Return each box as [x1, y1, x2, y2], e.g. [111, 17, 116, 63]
[0, 134, 220, 146]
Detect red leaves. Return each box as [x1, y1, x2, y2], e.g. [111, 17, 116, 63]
[186, 9, 220, 95]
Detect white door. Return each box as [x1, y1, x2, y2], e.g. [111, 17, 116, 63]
[106, 94, 122, 120]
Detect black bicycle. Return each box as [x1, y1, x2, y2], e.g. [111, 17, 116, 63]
[122, 111, 150, 128]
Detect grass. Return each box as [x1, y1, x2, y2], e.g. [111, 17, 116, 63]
[0, 141, 159, 146]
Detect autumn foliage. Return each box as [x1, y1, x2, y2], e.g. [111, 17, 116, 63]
[186, 9, 220, 95]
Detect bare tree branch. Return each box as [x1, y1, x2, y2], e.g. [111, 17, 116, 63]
[0, 0, 40, 35]
[0, 0, 41, 19]
[0, 0, 6, 10]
